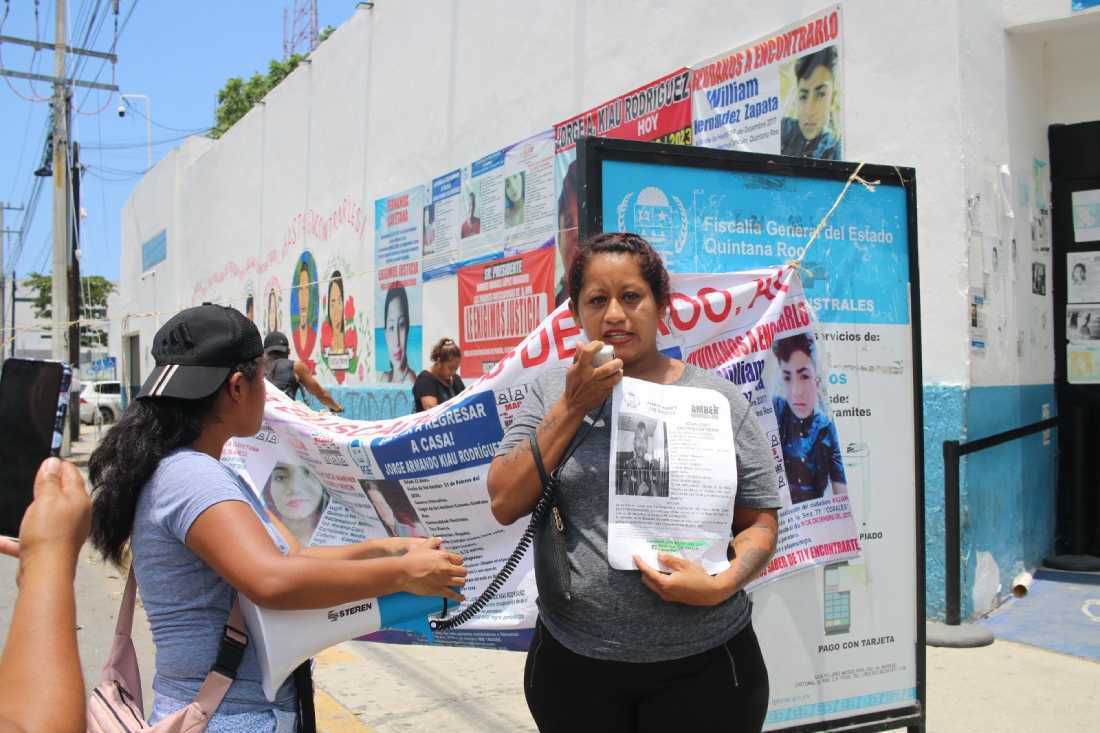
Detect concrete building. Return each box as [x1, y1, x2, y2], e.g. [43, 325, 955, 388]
[111, 0, 1100, 621]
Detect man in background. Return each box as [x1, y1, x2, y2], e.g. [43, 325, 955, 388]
[263, 331, 344, 412]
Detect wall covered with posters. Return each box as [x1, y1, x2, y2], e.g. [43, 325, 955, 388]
[112, 0, 1099, 627]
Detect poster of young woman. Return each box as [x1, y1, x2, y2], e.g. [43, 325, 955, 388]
[691, 5, 844, 159]
[374, 187, 424, 384]
[263, 276, 283, 337]
[289, 251, 320, 370]
[320, 257, 367, 384]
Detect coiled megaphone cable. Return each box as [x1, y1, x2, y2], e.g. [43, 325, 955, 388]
[430, 401, 605, 631]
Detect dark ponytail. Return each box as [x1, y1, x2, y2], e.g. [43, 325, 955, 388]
[88, 358, 260, 566]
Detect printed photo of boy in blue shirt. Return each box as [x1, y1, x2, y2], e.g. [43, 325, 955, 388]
[771, 333, 847, 505]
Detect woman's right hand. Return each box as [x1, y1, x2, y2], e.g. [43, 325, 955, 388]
[563, 340, 623, 414]
[400, 537, 467, 602]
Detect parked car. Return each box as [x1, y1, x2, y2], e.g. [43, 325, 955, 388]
[80, 380, 123, 424]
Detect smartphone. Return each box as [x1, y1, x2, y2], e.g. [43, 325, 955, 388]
[0, 359, 72, 537]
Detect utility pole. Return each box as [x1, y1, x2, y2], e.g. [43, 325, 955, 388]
[52, 0, 71, 454]
[0, 203, 24, 364]
[51, 0, 69, 367]
[0, 202, 3, 363]
[0, 0, 119, 450]
[9, 271, 15, 361]
[69, 142, 82, 440]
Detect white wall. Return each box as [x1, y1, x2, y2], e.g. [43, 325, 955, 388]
[1044, 23, 1100, 126]
[952, 2, 1100, 389]
[117, 0, 1018, 391]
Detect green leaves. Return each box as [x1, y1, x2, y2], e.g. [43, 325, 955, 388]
[25, 273, 115, 347]
[210, 25, 336, 139]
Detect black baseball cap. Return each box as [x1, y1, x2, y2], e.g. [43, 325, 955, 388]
[263, 331, 291, 356]
[138, 304, 263, 400]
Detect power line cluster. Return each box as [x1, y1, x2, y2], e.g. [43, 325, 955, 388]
[0, 0, 141, 275]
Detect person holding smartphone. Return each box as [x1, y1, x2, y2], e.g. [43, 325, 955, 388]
[0, 457, 91, 732]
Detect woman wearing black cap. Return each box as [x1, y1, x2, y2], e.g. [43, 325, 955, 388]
[88, 304, 466, 730]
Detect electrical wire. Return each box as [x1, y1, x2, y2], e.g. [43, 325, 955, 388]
[83, 130, 207, 151]
[72, 0, 137, 116]
[119, 101, 210, 135]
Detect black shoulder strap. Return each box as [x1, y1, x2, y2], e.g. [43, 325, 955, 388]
[529, 433, 554, 489]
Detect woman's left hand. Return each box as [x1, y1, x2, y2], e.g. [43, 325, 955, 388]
[634, 553, 728, 607]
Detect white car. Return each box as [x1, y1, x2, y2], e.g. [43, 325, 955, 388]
[80, 380, 123, 424]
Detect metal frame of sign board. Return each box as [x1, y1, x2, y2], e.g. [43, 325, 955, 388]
[577, 137, 926, 733]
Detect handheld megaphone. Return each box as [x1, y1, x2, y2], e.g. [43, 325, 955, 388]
[240, 592, 445, 701]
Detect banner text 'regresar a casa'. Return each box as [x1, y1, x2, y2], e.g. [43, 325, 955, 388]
[221, 266, 860, 652]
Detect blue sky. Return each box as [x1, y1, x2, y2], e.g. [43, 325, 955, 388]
[0, 1, 354, 283]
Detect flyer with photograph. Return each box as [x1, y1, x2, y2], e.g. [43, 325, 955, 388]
[1067, 252, 1100, 303]
[607, 376, 738, 573]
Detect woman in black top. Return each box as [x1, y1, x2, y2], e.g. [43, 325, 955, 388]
[413, 338, 466, 412]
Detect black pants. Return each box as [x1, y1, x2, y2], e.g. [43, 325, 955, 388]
[524, 620, 769, 732]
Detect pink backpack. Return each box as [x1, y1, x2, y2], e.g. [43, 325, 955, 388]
[87, 568, 248, 732]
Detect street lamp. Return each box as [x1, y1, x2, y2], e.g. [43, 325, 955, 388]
[119, 93, 152, 169]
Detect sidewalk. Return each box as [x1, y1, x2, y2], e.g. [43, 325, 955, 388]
[310, 633, 1100, 732]
[67, 426, 104, 467]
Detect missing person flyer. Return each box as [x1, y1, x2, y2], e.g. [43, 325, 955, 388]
[607, 377, 737, 573]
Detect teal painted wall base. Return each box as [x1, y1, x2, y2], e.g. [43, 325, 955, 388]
[301, 384, 414, 420]
[922, 384, 1058, 620]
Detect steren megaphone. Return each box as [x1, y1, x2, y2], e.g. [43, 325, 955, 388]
[240, 592, 445, 701]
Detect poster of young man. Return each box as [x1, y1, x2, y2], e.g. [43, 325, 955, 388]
[374, 187, 424, 384]
[691, 5, 844, 159]
[456, 246, 555, 378]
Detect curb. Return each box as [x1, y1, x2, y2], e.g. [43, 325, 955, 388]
[926, 620, 995, 648]
[313, 646, 377, 732]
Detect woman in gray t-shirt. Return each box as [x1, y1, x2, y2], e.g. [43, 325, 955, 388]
[488, 233, 780, 732]
[88, 304, 467, 731]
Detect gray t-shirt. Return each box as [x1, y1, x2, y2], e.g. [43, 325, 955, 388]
[497, 363, 780, 662]
[131, 449, 297, 713]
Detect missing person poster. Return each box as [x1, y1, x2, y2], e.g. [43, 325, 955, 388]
[552, 68, 694, 306]
[599, 156, 916, 729]
[374, 187, 424, 386]
[457, 246, 555, 379]
[691, 5, 844, 159]
[422, 170, 463, 280]
[500, 130, 557, 255]
[608, 377, 738, 573]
